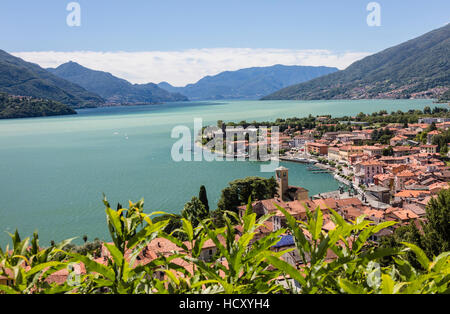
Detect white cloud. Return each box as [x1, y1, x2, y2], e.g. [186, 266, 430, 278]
[12, 48, 372, 86]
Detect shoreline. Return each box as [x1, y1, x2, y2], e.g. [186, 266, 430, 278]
[196, 141, 349, 191]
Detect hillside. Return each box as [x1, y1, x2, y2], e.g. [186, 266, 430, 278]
[262, 24, 450, 100]
[0, 50, 104, 108]
[438, 89, 450, 103]
[157, 64, 338, 100]
[48, 62, 188, 104]
[0, 93, 76, 119]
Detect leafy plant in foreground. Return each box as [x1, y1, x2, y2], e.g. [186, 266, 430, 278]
[0, 197, 448, 294]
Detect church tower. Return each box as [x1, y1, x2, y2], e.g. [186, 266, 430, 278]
[275, 166, 289, 201]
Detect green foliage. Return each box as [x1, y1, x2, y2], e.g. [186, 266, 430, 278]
[0, 230, 74, 294]
[153, 214, 183, 237]
[438, 89, 450, 102]
[421, 189, 450, 257]
[181, 197, 209, 228]
[371, 128, 395, 144]
[432, 129, 450, 152]
[383, 146, 394, 156]
[198, 185, 210, 212]
[217, 176, 277, 213]
[66, 238, 103, 257]
[1, 196, 449, 294]
[380, 189, 450, 269]
[0, 93, 76, 119]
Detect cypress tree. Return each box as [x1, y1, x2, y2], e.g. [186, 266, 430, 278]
[199, 185, 210, 212]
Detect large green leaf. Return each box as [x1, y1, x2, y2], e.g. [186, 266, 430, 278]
[127, 219, 169, 249]
[339, 278, 366, 294]
[430, 252, 450, 272]
[62, 251, 115, 282]
[0, 284, 19, 294]
[181, 218, 194, 243]
[381, 274, 394, 294]
[26, 261, 67, 277]
[266, 255, 307, 287]
[401, 242, 430, 270]
[312, 207, 323, 241]
[104, 243, 124, 267]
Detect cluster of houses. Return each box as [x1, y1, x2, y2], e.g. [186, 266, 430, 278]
[236, 165, 438, 243]
[300, 122, 449, 206]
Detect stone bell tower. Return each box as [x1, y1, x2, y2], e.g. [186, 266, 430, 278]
[275, 166, 289, 201]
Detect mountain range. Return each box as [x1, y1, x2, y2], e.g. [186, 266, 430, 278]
[263, 24, 450, 101]
[0, 23, 448, 119]
[47, 62, 188, 104]
[157, 65, 338, 100]
[0, 50, 104, 108]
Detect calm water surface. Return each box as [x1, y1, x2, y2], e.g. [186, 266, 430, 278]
[0, 99, 442, 246]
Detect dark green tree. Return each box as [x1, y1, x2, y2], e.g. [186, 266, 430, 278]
[217, 176, 277, 213]
[383, 146, 394, 156]
[198, 185, 210, 212]
[181, 197, 209, 228]
[380, 189, 450, 267]
[153, 214, 183, 238]
[380, 223, 424, 269]
[421, 189, 450, 258]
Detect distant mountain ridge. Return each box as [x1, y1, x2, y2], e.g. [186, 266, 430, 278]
[157, 65, 338, 100]
[0, 50, 104, 108]
[47, 62, 188, 104]
[262, 24, 450, 101]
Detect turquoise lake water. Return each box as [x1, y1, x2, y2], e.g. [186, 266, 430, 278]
[0, 99, 442, 246]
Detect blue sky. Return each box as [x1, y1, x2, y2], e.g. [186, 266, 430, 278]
[1, 0, 449, 85]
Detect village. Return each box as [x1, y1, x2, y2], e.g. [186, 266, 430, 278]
[197, 111, 450, 263]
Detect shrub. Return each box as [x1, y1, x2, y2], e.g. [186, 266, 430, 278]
[0, 198, 448, 294]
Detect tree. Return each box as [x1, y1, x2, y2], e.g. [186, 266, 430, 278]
[380, 223, 424, 269]
[181, 197, 209, 228]
[217, 177, 277, 213]
[198, 185, 210, 212]
[428, 122, 437, 132]
[432, 129, 450, 152]
[383, 146, 394, 156]
[380, 189, 450, 266]
[0, 93, 77, 119]
[153, 214, 183, 237]
[421, 189, 450, 258]
[440, 144, 448, 156]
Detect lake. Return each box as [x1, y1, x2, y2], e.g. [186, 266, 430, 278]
[0, 99, 442, 246]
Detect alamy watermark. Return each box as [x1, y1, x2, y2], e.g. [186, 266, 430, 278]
[367, 2, 381, 27]
[66, 2, 81, 27]
[66, 262, 82, 286]
[171, 119, 280, 173]
[65, 3, 380, 28]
